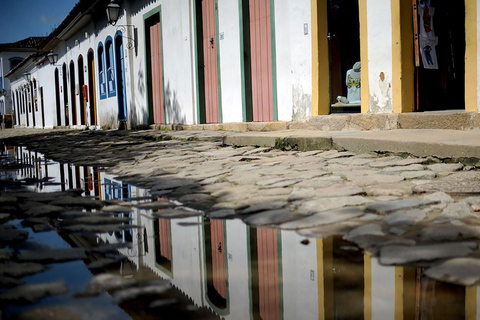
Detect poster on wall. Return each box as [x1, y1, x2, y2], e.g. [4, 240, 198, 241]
[419, 37, 439, 70]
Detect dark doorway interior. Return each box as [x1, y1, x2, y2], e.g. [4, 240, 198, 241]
[78, 56, 86, 125]
[69, 61, 77, 125]
[87, 51, 97, 126]
[62, 64, 69, 126]
[327, 0, 361, 113]
[54, 69, 61, 126]
[415, 0, 465, 111]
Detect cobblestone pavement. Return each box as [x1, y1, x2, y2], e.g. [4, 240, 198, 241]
[3, 128, 480, 286]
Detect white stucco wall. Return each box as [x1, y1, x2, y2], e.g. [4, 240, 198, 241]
[370, 258, 396, 320]
[275, 0, 312, 121]
[366, 0, 393, 113]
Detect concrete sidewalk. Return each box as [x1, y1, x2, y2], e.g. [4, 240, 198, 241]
[221, 129, 480, 159]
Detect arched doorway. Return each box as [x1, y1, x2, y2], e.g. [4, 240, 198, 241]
[54, 68, 61, 126]
[62, 63, 69, 126]
[87, 50, 98, 126]
[69, 61, 77, 125]
[30, 80, 36, 127]
[115, 32, 128, 122]
[78, 55, 86, 125]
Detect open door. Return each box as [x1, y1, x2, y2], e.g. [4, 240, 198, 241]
[69, 61, 77, 125]
[327, 0, 361, 114]
[413, 0, 465, 111]
[88, 50, 98, 126]
[78, 55, 86, 125]
[62, 63, 69, 126]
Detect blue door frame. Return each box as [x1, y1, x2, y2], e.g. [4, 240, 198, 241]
[115, 32, 128, 121]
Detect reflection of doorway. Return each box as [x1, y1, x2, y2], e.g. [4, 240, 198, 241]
[414, 0, 465, 111]
[145, 10, 165, 124]
[54, 68, 62, 126]
[195, 0, 221, 124]
[203, 218, 228, 311]
[115, 33, 128, 121]
[69, 61, 77, 125]
[249, 227, 282, 320]
[87, 50, 97, 126]
[154, 218, 172, 274]
[62, 63, 69, 126]
[78, 55, 86, 125]
[327, 0, 361, 113]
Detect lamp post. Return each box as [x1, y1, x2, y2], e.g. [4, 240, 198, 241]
[47, 51, 59, 65]
[106, 0, 121, 26]
[23, 73, 31, 82]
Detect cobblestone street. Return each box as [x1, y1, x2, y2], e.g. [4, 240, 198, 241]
[3, 128, 480, 282]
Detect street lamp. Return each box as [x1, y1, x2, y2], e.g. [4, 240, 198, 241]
[47, 51, 58, 65]
[23, 73, 31, 82]
[106, 0, 121, 26]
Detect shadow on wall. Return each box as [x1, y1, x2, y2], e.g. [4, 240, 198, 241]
[130, 68, 148, 129]
[164, 82, 186, 125]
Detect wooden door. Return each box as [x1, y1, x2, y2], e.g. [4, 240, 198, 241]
[257, 228, 280, 320]
[210, 219, 226, 299]
[88, 52, 98, 126]
[150, 22, 164, 124]
[249, 0, 274, 122]
[202, 0, 220, 123]
[158, 219, 171, 261]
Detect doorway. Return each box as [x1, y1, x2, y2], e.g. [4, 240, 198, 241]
[54, 68, 61, 126]
[414, 0, 465, 111]
[195, 0, 221, 124]
[327, 0, 361, 113]
[62, 63, 69, 126]
[115, 33, 128, 122]
[87, 50, 98, 126]
[78, 55, 86, 125]
[145, 11, 165, 124]
[69, 61, 77, 125]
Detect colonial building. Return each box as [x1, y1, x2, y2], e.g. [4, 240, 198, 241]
[0, 37, 45, 121]
[5, 0, 480, 129]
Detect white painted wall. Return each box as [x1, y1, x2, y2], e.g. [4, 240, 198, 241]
[370, 258, 396, 320]
[275, 0, 312, 121]
[476, 0, 480, 112]
[366, 0, 393, 113]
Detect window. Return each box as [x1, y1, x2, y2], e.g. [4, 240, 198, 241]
[105, 37, 116, 97]
[9, 57, 23, 71]
[97, 42, 107, 100]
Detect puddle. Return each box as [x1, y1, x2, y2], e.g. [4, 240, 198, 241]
[0, 144, 478, 319]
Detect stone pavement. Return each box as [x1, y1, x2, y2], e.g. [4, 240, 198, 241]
[4, 127, 480, 286]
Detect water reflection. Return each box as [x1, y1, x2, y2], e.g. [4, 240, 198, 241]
[1, 143, 478, 320]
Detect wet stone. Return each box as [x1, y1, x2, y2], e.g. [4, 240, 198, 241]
[384, 209, 427, 226]
[422, 191, 454, 209]
[296, 196, 372, 215]
[0, 281, 68, 304]
[87, 257, 124, 270]
[440, 202, 476, 219]
[420, 225, 480, 242]
[60, 224, 130, 233]
[0, 213, 11, 223]
[243, 209, 300, 227]
[178, 193, 213, 203]
[379, 242, 478, 265]
[113, 281, 172, 304]
[15, 305, 82, 320]
[149, 299, 179, 309]
[280, 207, 365, 230]
[151, 178, 197, 191]
[0, 276, 24, 288]
[18, 248, 87, 263]
[57, 216, 132, 226]
[345, 224, 385, 240]
[0, 229, 29, 244]
[0, 196, 17, 204]
[427, 163, 464, 173]
[424, 258, 480, 286]
[0, 249, 12, 261]
[77, 274, 136, 297]
[208, 209, 237, 219]
[461, 196, 480, 212]
[32, 224, 54, 233]
[101, 205, 133, 213]
[152, 208, 203, 219]
[242, 201, 287, 214]
[389, 227, 406, 236]
[366, 199, 439, 215]
[134, 201, 177, 210]
[49, 196, 103, 209]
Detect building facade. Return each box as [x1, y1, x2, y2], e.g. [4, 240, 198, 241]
[5, 0, 480, 129]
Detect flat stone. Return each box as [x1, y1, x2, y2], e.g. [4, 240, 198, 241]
[379, 242, 477, 265]
[345, 224, 384, 240]
[178, 193, 212, 203]
[76, 274, 136, 297]
[58, 216, 132, 226]
[0, 249, 12, 261]
[413, 181, 480, 195]
[293, 176, 344, 189]
[370, 158, 427, 168]
[366, 199, 439, 215]
[401, 171, 436, 180]
[319, 151, 356, 159]
[345, 173, 405, 186]
[425, 258, 480, 286]
[0, 229, 29, 243]
[242, 201, 287, 214]
[113, 281, 171, 303]
[384, 209, 427, 226]
[296, 196, 371, 215]
[440, 202, 476, 219]
[49, 196, 103, 209]
[256, 177, 290, 187]
[0, 276, 24, 288]
[101, 205, 132, 213]
[0, 281, 68, 304]
[153, 208, 203, 219]
[382, 164, 426, 172]
[280, 207, 365, 230]
[18, 248, 87, 263]
[288, 184, 365, 201]
[420, 225, 480, 241]
[364, 183, 413, 197]
[0, 213, 12, 222]
[0, 196, 17, 204]
[134, 201, 177, 210]
[389, 227, 406, 235]
[243, 209, 300, 226]
[427, 163, 464, 173]
[438, 171, 480, 181]
[422, 192, 454, 209]
[461, 196, 480, 212]
[16, 306, 81, 320]
[61, 224, 130, 233]
[22, 203, 64, 217]
[208, 209, 237, 219]
[151, 178, 198, 190]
